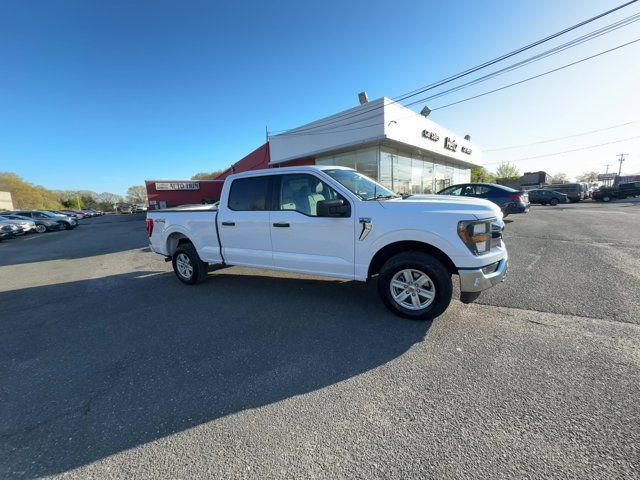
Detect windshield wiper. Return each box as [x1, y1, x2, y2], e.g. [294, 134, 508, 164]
[365, 194, 401, 201]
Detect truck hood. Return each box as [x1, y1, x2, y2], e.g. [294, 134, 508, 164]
[379, 194, 502, 220]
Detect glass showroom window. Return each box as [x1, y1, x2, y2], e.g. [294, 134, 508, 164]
[393, 152, 412, 195]
[434, 163, 449, 192]
[317, 151, 356, 169]
[445, 164, 455, 187]
[422, 159, 435, 193]
[379, 148, 395, 191]
[411, 154, 423, 194]
[355, 146, 379, 180]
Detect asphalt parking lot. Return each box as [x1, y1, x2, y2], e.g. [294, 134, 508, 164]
[1, 203, 639, 479]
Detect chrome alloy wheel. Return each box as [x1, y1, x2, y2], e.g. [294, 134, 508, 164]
[176, 253, 194, 279]
[390, 269, 436, 311]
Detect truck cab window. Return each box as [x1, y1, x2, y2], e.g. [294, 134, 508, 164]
[279, 174, 344, 216]
[228, 176, 270, 211]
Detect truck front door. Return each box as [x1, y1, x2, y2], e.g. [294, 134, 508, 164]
[269, 173, 355, 278]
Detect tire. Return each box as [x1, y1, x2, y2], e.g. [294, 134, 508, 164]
[172, 243, 208, 285]
[35, 224, 47, 233]
[602, 195, 611, 202]
[550, 198, 559, 206]
[377, 251, 452, 321]
[58, 222, 69, 230]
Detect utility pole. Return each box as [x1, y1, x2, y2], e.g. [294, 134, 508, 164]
[617, 153, 628, 177]
[604, 163, 612, 186]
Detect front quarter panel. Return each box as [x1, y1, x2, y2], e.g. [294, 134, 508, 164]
[354, 201, 507, 281]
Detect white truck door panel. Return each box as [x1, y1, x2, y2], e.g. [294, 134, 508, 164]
[270, 212, 354, 277]
[270, 173, 355, 278]
[218, 211, 273, 268]
[218, 175, 274, 268]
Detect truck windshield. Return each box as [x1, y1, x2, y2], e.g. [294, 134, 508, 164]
[323, 169, 399, 201]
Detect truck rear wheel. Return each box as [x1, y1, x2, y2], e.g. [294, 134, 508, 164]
[377, 252, 452, 321]
[172, 244, 208, 284]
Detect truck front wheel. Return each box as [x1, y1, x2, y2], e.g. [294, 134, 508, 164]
[377, 252, 453, 321]
[172, 244, 208, 284]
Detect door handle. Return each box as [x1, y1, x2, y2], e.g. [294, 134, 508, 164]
[221, 221, 235, 226]
[273, 222, 290, 228]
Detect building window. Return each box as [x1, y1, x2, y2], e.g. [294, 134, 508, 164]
[379, 148, 394, 190]
[393, 153, 412, 195]
[422, 160, 435, 194]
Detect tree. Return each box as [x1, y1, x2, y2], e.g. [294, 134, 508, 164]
[471, 167, 496, 183]
[126, 185, 147, 204]
[0, 172, 62, 210]
[551, 172, 570, 184]
[494, 162, 520, 179]
[96, 192, 123, 211]
[576, 171, 598, 183]
[97, 192, 123, 205]
[191, 170, 225, 180]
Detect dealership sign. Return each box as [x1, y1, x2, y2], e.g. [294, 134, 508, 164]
[155, 182, 200, 191]
[597, 173, 616, 181]
[422, 129, 440, 142]
[444, 137, 458, 152]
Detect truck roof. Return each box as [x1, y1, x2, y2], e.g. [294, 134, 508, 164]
[226, 165, 353, 181]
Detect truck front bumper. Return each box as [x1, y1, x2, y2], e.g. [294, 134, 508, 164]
[458, 254, 508, 293]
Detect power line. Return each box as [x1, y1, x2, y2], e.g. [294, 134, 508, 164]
[281, 14, 640, 137]
[270, 0, 639, 135]
[274, 37, 640, 137]
[484, 120, 638, 151]
[431, 38, 640, 111]
[484, 135, 640, 164]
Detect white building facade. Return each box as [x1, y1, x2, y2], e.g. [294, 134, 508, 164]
[269, 97, 481, 194]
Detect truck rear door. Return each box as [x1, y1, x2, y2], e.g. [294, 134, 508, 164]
[217, 175, 274, 269]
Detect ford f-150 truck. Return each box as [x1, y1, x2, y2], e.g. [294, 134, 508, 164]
[146, 166, 508, 320]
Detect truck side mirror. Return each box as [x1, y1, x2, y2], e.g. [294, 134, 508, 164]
[317, 199, 350, 217]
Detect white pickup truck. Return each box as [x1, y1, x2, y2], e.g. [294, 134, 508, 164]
[146, 166, 508, 320]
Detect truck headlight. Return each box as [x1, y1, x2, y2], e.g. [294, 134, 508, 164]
[457, 219, 492, 255]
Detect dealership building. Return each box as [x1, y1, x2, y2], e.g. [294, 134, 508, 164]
[146, 97, 481, 209]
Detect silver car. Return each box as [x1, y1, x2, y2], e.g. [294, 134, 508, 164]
[0, 220, 23, 239]
[0, 215, 36, 233]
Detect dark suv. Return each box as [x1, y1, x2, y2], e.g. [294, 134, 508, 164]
[527, 189, 567, 206]
[437, 183, 530, 217]
[593, 182, 640, 202]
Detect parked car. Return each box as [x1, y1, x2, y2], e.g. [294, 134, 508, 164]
[52, 210, 81, 219]
[592, 187, 617, 202]
[526, 189, 567, 206]
[617, 181, 640, 198]
[437, 183, 530, 217]
[1, 214, 61, 233]
[0, 221, 23, 240]
[58, 209, 87, 218]
[132, 205, 148, 213]
[11, 210, 78, 230]
[0, 215, 36, 233]
[83, 209, 104, 216]
[593, 182, 640, 202]
[542, 183, 585, 202]
[147, 166, 508, 321]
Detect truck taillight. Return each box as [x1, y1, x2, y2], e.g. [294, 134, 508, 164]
[146, 218, 154, 237]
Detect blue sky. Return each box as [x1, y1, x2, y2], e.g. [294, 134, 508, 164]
[1, 0, 639, 195]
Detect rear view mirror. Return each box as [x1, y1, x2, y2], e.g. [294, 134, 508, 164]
[317, 199, 350, 217]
